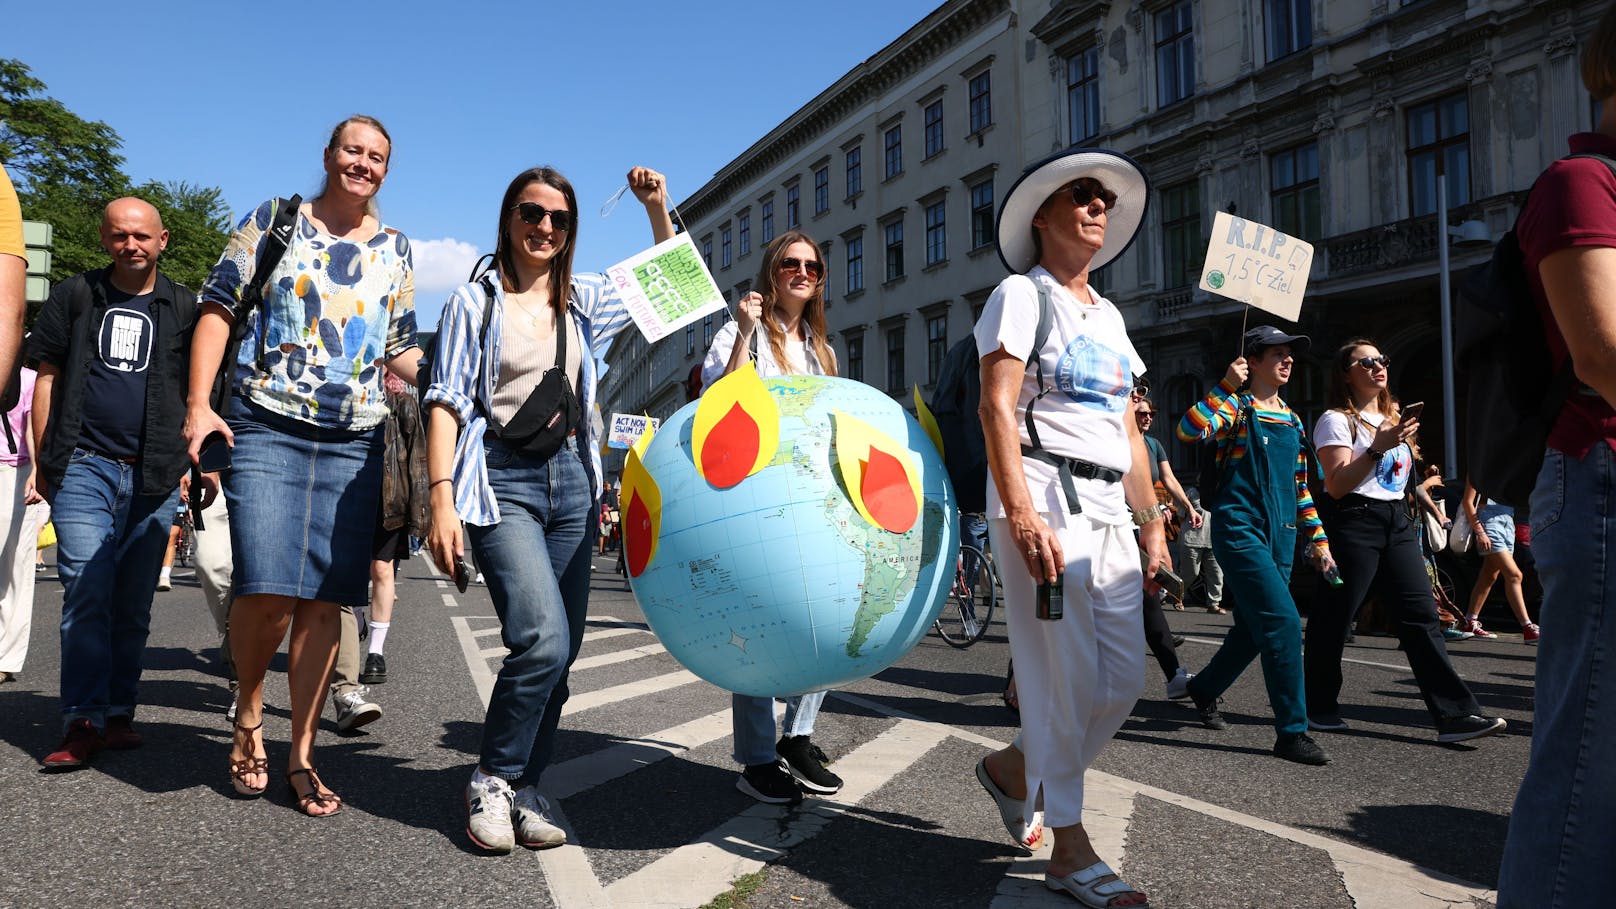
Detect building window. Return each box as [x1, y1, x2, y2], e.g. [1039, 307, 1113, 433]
[813, 166, 829, 215]
[703, 314, 714, 346]
[846, 146, 862, 197]
[847, 235, 864, 294]
[926, 313, 948, 383]
[968, 71, 992, 134]
[847, 334, 864, 383]
[884, 220, 905, 281]
[1155, 0, 1195, 108]
[701, 237, 713, 268]
[969, 180, 994, 249]
[924, 100, 945, 158]
[1161, 181, 1201, 288]
[884, 125, 902, 179]
[685, 324, 694, 356]
[1270, 143, 1320, 242]
[720, 227, 732, 268]
[761, 200, 775, 243]
[1265, 0, 1312, 62]
[1067, 47, 1101, 143]
[1407, 92, 1471, 217]
[886, 326, 905, 393]
[738, 212, 751, 257]
[786, 184, 800, 229]
[925, 200, 947, 266]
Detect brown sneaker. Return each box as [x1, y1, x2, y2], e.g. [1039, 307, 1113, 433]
[104, 715, 143, 750]
[43, 718, 104, 769]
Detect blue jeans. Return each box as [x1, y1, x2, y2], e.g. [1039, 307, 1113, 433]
[467, 438, 595, 786]
[732, 691, 828, 766]
[1498, 443, 1616, 907]
[52, 449, 181, 729]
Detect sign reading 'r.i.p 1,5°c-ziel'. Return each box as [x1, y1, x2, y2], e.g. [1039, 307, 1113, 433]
[1198, 211, 1315, 321]
[606, 233, 729, 344]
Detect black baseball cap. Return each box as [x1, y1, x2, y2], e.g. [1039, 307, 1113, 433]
[1243, 325, 1311, 355]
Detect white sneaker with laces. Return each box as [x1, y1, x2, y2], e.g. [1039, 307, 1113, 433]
[466, 774, 516, 853]
[512, 785, 567, 848]
[1165, 668, 1194, 700]
[333, 687, 382, 732]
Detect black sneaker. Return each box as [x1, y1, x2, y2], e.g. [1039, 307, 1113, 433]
[736, 760, 804, 805]
[1192, 694, 1228, 731]
[1436, 714, 1507, 744]
[776, 735, 843, 794]
[359, 653, 387, 685]
[1274, 732, 1331, 765]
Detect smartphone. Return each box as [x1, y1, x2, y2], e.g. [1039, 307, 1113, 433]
[1399, 401, 1425, 422]
[453, 555, 471, 594]
[1152, 564, 1187, 601]
[1036, 577, 1064, 621]
[197, 431, 232, 473]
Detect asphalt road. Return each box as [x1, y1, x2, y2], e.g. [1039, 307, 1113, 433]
[0, 552, 1530, 908]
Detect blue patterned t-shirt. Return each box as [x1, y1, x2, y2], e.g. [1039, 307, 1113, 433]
[200, 199, 418, 431]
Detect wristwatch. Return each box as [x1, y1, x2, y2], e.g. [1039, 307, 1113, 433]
[1367, 447, 1386, 462]
[1132, 504, 1165, 526]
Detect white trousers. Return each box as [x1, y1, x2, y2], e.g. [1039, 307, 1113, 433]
[192, 493, 234, 664]
[0, 463, 45, 673]
[991, 510, 1146, 829]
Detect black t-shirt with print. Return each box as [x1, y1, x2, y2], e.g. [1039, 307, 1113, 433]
[77, 280, 154, 458]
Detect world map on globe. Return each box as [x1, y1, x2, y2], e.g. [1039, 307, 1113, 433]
[624, 374, 960, 698]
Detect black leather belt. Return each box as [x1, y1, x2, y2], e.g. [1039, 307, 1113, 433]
[1022, 445, 1123, 514]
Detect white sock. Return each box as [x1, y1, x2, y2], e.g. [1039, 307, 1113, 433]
[159, 567, 171, 581]
[368, 621, 390, 655]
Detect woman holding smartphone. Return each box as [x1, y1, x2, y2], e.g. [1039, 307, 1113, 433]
[1302, 339, 1505, 743]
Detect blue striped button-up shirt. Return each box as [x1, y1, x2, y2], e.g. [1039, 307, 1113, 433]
[423, 271, 632, 526]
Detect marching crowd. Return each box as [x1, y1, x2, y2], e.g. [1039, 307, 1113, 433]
[1, 8, 1614, 905]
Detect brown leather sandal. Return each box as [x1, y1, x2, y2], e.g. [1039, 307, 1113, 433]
[286, 767, 343, 817]
[228, 721, 269, 798]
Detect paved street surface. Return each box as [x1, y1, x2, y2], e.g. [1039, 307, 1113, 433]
[0, 553, 1528, 908]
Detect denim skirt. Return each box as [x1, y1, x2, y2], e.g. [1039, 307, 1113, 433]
[223, 395, 383, 604]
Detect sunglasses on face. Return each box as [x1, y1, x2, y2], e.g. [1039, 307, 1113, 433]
[1069, 181, 1118, 210]
[777, 257, 824, 279]
[1351, 355, 1391, 371]
[1137, 411, 1155, 419]
[510, 202, 574, 232]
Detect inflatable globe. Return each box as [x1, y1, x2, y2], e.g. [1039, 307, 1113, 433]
[623, 373, 959, 698]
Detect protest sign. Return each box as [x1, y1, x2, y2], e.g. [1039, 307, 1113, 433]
[606, 233, 728, 343]
[1198, 212, 1314, 321]
[608, 413, 660, 450]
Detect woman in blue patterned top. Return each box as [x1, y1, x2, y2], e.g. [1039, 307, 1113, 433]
[185, 116, 422, 816]
[424, 165, 673, 854]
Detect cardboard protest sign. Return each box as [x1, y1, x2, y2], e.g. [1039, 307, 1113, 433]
[606, 233, 728, 343]
[1198, 212, 1314, 321]
[607, 412, 660, 450]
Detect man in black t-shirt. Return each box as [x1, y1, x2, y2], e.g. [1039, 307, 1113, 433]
[27, 198, 217, 770]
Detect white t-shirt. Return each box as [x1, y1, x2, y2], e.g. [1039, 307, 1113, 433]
[1313, 409, 1413, 501]
[973, 266, 1143, 522]
[701, 320, 830, 385]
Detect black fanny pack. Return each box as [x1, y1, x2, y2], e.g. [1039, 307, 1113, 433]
[487, 305, 581, 461]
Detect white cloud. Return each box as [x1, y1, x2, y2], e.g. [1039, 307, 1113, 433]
[411, 236, 483, 297]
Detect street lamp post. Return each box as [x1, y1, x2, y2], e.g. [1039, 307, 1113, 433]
[1437, 174, 1459, 476]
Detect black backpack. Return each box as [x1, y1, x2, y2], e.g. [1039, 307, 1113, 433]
[210, 195, 301, 412]
[1454, 154, 1610, 506]
[928, 284, 1053, 513]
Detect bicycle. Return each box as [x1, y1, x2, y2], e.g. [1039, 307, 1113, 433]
[934, 542, 999, 648]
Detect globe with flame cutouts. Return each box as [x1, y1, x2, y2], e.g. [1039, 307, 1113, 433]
[620, 365, 959, 698]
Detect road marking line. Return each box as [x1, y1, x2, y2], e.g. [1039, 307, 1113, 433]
[441, 593, 458, 608]
[580, 626, 650, 644]
[450, 615, 498, 708]
[562, 669, 699, 716]
[604, 720, 950, 909]
[570, 641, 668, 672]
[544, 708, 736, 801]
[470, 626, 501, 638]
[478, 646, 508, 660]
[536, 800, 611, 908]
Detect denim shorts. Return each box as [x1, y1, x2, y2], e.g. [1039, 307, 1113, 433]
[222, 396, 383, 604]
[1478, 503, 1515, 554]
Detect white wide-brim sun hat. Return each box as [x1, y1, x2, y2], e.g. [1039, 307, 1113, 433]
[995, 148, 1150, 275]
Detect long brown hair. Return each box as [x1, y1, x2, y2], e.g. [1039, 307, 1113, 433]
[1329, 337, 1417, 456]
[753, 230, 836, 375]
[488, 167, 580, 311]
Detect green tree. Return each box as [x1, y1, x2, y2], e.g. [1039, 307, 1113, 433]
[0, 59, 125, 196]
[144, 180, 231, 289]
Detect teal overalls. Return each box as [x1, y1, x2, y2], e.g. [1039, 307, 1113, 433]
[1186, 408, 1309, 735]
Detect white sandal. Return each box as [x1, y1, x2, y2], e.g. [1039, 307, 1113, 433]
[1044, 861, 1149, 908]
[974, 757, 1043, 852]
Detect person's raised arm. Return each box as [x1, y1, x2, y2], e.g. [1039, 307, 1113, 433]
[627, 167, 676, 244]
[1177, 358, 1247, 443]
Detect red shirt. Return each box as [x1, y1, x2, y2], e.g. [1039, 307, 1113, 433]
[1517, 132, 1616, 457]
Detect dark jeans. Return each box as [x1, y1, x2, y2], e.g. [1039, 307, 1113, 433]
[1304, 495, 1480, 723]
[1141, 587, 1180, 680]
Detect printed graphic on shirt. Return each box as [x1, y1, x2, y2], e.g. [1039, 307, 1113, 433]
[1378, 444, 1412, 494]
[98, 307, 152, 373]
[1054, 334, 1133, 412]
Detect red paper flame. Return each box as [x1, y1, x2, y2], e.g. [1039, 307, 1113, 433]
[701, 401, 761, 489]
[861, 446, 919, 533]
[625, 492, 655, 577]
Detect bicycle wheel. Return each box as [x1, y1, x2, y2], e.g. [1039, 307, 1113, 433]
[936, 544, 997, 648]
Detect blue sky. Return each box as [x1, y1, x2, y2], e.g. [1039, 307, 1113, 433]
[3, 0, 942, 326]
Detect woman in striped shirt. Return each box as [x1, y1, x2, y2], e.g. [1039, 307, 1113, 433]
[423, 165, 674, 854]
[1175, 325, 1337, 766]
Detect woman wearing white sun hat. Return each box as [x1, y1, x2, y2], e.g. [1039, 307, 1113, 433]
[972, 148, 1163, 909]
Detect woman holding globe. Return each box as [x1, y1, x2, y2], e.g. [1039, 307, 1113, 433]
[973, 149, 1166, 908]
[423, 165, 674, 854]
[701, 229, 846, 805]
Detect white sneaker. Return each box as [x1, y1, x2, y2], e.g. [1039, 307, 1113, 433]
[466, 774, 516, 854]
[156, 574, 172, 592]
[332, 687, 382, 732]
[512, 785, 567, 848]
[1165, 668, 1194, 700]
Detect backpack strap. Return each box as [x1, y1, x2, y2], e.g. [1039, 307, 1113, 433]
[211, 196, 301, 411]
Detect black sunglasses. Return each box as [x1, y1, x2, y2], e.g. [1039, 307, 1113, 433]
[1069, 181, 1118, 210]
[510, 202, 574, 232]
[1350, 355, 1390, 371]
[777, 256, 824, 279]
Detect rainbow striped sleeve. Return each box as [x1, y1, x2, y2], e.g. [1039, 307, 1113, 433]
[1177, 378, 1245, 445]
[1292, 418, 1329, 548]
